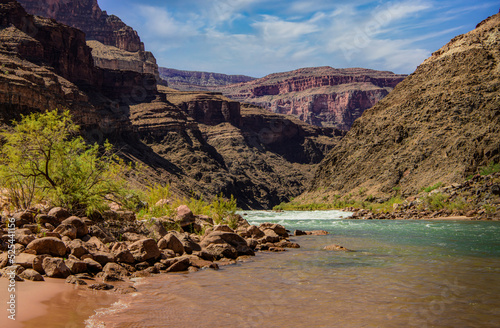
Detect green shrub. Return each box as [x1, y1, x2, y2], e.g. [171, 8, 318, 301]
[422, 182, 443, 193]
[423, 193, 449, 211]
[480, 162, 500, 176]
[0, 110, 130, 215]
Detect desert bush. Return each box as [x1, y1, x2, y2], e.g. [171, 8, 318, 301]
[0, 110, 130, 214]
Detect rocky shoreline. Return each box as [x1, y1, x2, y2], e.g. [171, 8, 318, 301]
[0, 205, 315, 294]
[346, 173, 500, 221]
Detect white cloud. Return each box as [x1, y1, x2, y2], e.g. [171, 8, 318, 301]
[138, 5, 199, 39]
[252, 15, 320, 43]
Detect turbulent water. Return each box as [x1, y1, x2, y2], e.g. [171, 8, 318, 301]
[83, 211, 499, 327]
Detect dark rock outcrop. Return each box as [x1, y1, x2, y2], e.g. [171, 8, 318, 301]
[17, 0, 159, 80]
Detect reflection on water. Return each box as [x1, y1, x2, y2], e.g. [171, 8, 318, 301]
[28, 211, 500, 328]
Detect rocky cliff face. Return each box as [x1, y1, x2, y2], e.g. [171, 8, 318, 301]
[1, 0, 340, 209]
[129, 87, 341, 209]
[159, 68, 256, 91]
[216, 67, 406, 130]
[17, 0, 159, 81]
[309, 13, 500, 199]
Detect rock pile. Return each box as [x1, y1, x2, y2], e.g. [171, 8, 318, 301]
[0, 206, 299, 291]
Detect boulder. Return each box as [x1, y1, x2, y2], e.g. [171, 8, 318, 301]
[110, 242, 135, 264]
[2, 264, 25, 275]
[175, 205, 195, 227]
[85, 236, 110, 253]
[60, 216, 88, 238]
[42, 257, 71, 278]
[122, 232, 144, 242]
[259, 223, 288, 237]
[53, 223, 77, 239]
[144, 218, 167, 241]
[246, 225, 265, 239]
[165, 257, 191, 273]
[65, 259, 88, 274]
[13, 211, 34, 226]
[102, 263, 128, 281]
[47, 207, 70, 224]
[91, 251, 115, 266]
[66, 275, 87, 285]
[88, 226, 115, 243]
[260, 229, 280, 243]
[201, 231, 254, 257]
[19, 269, 44, 281]
[27, 237, 67, 256]
[275, 240, 300, 248]
[15, 253, 36, 269]
[35, 214, 59, 227]
[323, 244, 352, 251]
[306, 230, 329, 236]
[32, 254, 50, 274]
[203, 244, 238, 260]
[88, 283, 114, 290]
[157, 233, 184, 254]
[294, 230, 307, 236]
[169, 231, 201, 254]
[129, 238, 161, 262]
[66, 239, 89, 258]
[213, 224, 234, 233]
[15, 229, 36, 245]
[83, 258, 103, 273]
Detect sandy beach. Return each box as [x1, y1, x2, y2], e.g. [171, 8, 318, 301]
[0, 277, 119, 328]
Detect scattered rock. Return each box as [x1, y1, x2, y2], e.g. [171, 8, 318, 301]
[102, 263, 128, 281]
[47, 207, 71, 224]
[54, 223, 78, 239]
[88, 283, 114, 290]
[42, 257, 71, 278]
[83, 258, 103, 273]
[66, 275, 87, 285]
[27, 237, 67, 256]
[129, 238, 161, 262]
[19, 269, 44, 281]
[65, 259, 88, 274]
[15, 253, 36, 269]
[175, 205, 195, 227]
[60, 216, 88, 238]
[323, 244, 352, 251]
[157, 233, 185, 254]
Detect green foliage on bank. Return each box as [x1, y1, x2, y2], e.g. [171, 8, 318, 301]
[0, 110, 131, 215]
[135, 184, 239, 228]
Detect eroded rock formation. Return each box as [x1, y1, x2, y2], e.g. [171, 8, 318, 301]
[216, 67, 406, 130]
[17, 0, 159, 80]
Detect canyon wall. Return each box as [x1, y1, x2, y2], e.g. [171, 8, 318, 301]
[309, 13, 500, 198]
[159, 68, 256, 91]
[216, 67, 406, 130]
[17, 0, 159, 80]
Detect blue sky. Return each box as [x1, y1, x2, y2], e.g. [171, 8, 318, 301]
[98, 0, 499, 77]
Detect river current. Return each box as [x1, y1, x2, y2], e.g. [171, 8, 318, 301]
[28, 210, 500, 327]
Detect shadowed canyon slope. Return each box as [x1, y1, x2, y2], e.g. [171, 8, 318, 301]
[0, 0, 339, 209]
[214, 67, 406, 130]
[309, 13, 500, 199]
[17, 0, 159, 81]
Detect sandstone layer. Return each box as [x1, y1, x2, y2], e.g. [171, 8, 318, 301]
[17, 0, 159, 80]
[214, 67, 406, 130]
[159, 68, 256, 91]
[308, 13, 500, 199]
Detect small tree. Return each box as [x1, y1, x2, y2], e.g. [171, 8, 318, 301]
[0, 110, 128, 214]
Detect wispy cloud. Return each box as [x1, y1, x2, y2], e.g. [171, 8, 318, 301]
[111, 0, 500, 76]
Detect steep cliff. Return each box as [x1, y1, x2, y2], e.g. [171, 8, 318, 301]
[1, 0, 340, 209]
[160, 68, 256, 91]
[309, 13, 500, 198]
[216, 67, 406, 130]
[130, 86, 341, 209]
[17, 0, 159, 80]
